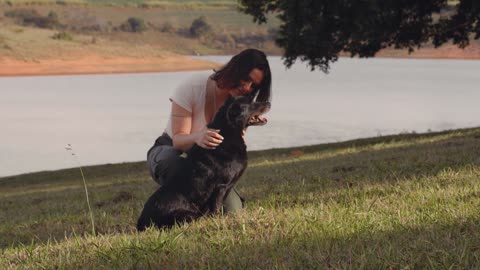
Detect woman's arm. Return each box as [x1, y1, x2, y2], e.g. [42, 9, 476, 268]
[171, 102, 223, 151]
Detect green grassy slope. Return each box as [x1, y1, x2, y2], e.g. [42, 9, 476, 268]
[1, 127, 480, 269]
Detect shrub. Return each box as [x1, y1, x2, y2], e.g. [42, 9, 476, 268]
[81, 24, 102, 32]
[47, 11, 58, 21]
[23, 15, 61, 29]
[4, 8, 40, 19]
[160, 22, 175, 33]
[5, 8, 61, 29]
[231, 32, 269, 48]
[214, 33, 236, 49]
[119, 17, 147, 33]
[51, 31, 73, 41]
[189, 16, 212, 38]
[2, 44, 13, 50]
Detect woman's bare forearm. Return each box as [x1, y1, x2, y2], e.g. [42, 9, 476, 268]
[172, 132, 200, 152]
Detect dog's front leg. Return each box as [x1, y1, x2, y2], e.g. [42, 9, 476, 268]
[213, 185, 230, 213]
[202, 185, 228, 214]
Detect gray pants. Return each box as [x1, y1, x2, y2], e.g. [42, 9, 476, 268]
[147, 135, 244, 213]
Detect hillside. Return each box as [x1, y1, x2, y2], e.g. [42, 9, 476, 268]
[0, 0, 282, 75]
[1, 127, 479, 268]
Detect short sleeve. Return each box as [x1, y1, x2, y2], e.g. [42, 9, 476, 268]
[169, 80, 194, 113]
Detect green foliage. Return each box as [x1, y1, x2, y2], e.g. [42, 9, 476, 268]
[240, 0, 480, 72]
[5, 8, 62, 29]
[119, 17, 147, 33]
[189, 15, 212, 38]
[51, 31, 73, 40]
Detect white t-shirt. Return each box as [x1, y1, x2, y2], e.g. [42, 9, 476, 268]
[164, 73, 211, 138]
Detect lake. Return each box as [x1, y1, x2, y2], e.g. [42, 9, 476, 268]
[1, 56, 480, 177]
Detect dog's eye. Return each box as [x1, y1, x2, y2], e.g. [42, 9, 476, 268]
[227, 104, 240, 115]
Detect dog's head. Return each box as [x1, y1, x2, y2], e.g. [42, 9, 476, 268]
[223, 96, 271, 130]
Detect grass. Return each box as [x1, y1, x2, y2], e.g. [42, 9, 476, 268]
[0, 2, 281, 60]
[1, 127, 480, 269]
[0, 25, 176, 60]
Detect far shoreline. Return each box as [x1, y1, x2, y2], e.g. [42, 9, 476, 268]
[1, 44, 479, 77]
[0, 54, 222, 77]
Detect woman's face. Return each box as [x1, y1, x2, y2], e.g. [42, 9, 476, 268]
[229, 68, 264, 97]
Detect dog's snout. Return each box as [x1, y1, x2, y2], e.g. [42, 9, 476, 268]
[259, 102, 271, 113]
[249, 101, 270, 114]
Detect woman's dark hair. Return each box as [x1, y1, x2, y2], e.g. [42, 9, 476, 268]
[212, 48, 272, 102]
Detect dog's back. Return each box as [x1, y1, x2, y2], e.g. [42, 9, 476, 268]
[137, 96, 269, 230]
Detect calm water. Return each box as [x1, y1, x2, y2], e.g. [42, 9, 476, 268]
[1, 56, 480, 177]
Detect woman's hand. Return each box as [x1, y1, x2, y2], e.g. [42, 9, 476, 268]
[195, 127, 224, 149]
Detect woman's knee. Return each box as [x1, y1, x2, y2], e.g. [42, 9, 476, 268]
[222, 188, 245, 214]
[147, 145, 182, 185]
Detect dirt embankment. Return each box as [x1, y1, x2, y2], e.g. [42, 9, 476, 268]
[0, 44, 478, 77]
[0, 54, 221, 77]
[377, 43, 480, 60]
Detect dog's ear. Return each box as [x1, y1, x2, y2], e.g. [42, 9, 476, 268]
[226, 98, 248, 129]
[218, 96, 235, 117]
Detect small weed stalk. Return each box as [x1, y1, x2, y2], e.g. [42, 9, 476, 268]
[66, 144, 96, 235]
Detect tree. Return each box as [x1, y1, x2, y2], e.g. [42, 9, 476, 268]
[239, 0, 480, 72]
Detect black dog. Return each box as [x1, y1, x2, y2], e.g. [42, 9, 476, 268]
[137, 95, 270, 230]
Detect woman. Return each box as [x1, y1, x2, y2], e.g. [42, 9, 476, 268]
[147, 48, 272, 213]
